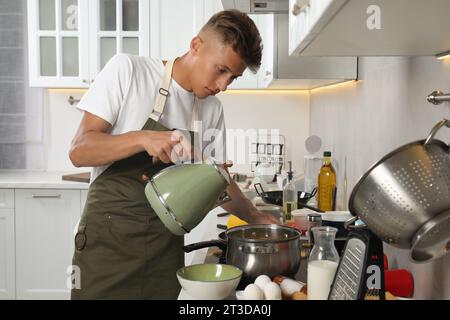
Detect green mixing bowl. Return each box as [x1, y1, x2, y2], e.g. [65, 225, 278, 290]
[177, 264, 242, 300]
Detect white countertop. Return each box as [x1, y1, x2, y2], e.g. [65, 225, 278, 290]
[0, 170, 90, 189]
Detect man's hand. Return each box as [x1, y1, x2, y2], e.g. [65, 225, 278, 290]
[140, 130, 194, 164]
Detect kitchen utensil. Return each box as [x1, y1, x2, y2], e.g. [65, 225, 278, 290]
[183, 224, 302, 283]
[385, 269, 414, 298]
[328, 225, 385, 300]
[145, 159, 231, 235]
[254, 183, 320, 212]
[176, 263, 242, 300]
[349, 119, 450, 263]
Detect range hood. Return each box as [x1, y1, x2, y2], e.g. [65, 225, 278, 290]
[221, 0, 288, 14]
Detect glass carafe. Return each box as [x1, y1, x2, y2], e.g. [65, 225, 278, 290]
[307, 227, 340, 300]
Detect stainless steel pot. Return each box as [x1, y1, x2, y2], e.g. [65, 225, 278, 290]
[349, 119, 450, 263]
[183, 224, 302, 283]
[225, 224, 301, 282]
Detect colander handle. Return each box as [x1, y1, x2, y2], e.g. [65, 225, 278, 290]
[424, 119, 450, 145]
[344, 216, 367, 230]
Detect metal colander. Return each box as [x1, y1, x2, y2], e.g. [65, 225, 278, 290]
[349, 119, 450, 263]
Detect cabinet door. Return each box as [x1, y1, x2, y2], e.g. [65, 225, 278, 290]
[27, 0, 90, 87]
[256, 14, 274, 88]
[226, 14, 259, 90]
[150, 0, 204, 60]
[89, 0, 150, 78]
[0, 208, 15, 300]
[15, 189, 81, 300]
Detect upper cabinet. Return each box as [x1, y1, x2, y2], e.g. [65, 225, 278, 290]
[289, 0, 450, 56]
[27, 0, 357, 89]
[27, 0, 150, 87]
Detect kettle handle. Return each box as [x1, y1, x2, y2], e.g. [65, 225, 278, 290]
[424, 119, 450, 145]
[215, 191, 232, 207]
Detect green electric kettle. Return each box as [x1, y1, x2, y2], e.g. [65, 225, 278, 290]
[145, 159, 231, 235]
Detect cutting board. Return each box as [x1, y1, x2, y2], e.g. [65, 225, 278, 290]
[62, 172, 90, 183]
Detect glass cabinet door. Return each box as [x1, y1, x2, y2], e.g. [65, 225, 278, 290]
[90, 0, 149, 75]
[28, 0, 89, 87]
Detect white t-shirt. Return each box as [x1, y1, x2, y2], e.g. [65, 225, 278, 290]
[77, 53, 227, 182]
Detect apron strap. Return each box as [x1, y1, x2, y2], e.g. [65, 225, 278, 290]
[149, 60, 199, 133]
[149, 60, 174, 123]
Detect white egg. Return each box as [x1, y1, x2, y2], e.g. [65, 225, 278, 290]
[254, 274, 272, 291]
[243, 283, 264, 300]
[263, 282, 282, 300]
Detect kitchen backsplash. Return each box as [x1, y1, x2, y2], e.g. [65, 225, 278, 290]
[310, 56, 450, 299]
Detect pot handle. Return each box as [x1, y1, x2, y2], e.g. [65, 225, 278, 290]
[238, 245, 279, 254]
[254, 183, 265, 196]
[183, 240, 226, 253]
[424, 119, 450, 146]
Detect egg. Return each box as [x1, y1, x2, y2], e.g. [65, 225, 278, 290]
[263, 282, 282, 300]
[254, 274, 272, 291]
[243, 283, 264, 300]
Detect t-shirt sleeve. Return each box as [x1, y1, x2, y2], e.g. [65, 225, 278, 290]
[77, 53, 133, 125]
[202, 101, 227, 164]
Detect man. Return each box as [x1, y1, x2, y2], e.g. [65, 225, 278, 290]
[69, 9, 278, 300]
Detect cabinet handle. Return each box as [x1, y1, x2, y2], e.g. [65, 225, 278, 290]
[32, 194, 62, 199]
[68, 96, 80, 105]
[82, 79, 90, 84]
[292, 0, 310, 16]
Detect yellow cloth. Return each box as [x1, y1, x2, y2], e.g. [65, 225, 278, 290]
[226, 215, 248, 229]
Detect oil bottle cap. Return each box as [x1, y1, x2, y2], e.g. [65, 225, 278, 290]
[324, 151, 332, 157]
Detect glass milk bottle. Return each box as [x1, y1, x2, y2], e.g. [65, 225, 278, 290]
[307, 227, 340, 300]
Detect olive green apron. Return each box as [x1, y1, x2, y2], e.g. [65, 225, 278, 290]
[71, 60, 198, 300]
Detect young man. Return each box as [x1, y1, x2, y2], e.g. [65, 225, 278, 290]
[69, 9, 278, 300]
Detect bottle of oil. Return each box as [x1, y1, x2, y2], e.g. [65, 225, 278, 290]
[282, 161, 297, 223]
[317, 151, 337, 212]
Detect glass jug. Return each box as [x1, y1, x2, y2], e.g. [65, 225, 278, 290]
[307, 226, 340, 300]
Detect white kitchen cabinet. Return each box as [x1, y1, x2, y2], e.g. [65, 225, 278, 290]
[15, 189, 81, 300]
[149, 0, 205, 60]
[28, 0, 150, 87]
[89, 0, 150, 77]
[0, 189, 15, 300]
[289, 0, 450, 56]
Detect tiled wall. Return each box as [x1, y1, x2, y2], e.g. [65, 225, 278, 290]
[310, 56, 450, 299]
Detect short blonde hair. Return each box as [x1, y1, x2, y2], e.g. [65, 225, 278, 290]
[200, 9, 263, 73]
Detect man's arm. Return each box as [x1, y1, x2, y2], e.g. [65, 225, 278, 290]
[221, 174, 279, 225]
[69, 111, 189, 167]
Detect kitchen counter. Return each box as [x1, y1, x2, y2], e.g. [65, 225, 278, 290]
[177, 207, 308, 300]
[0, 170, 90, 189]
